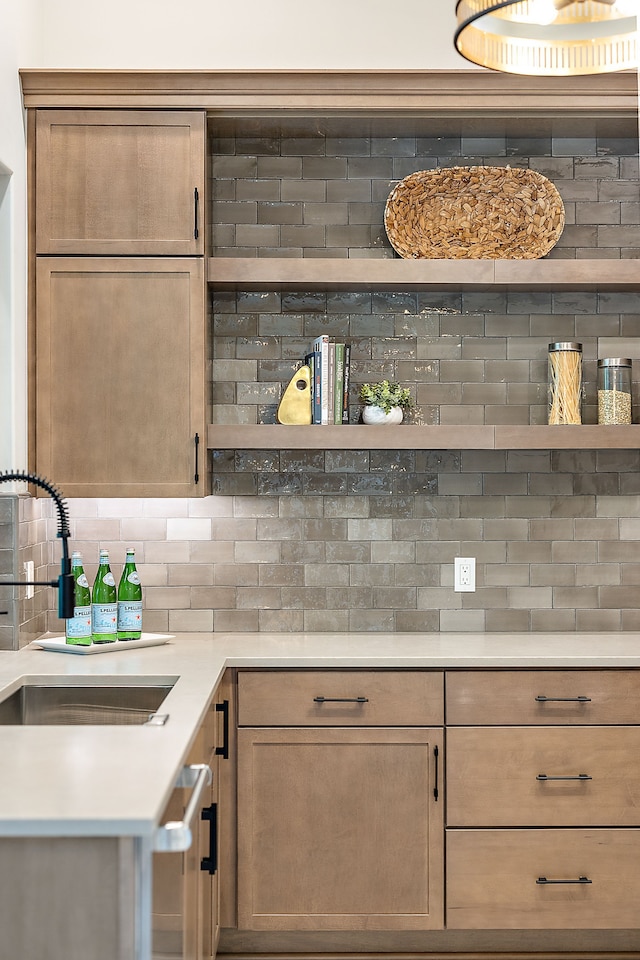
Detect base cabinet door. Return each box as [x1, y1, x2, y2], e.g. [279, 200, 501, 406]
[153, 707, 217, 960]
[237, 726, 443, 931]
[35, 257, 206, 497]
[0, 836, 137, 960]
[447, 828, 640, 929]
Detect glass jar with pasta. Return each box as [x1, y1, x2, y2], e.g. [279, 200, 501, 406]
[548, 342, 582, 425]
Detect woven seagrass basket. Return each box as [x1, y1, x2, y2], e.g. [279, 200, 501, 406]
[384, 165, 565, 260]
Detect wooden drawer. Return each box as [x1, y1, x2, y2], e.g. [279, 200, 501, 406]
[446, 669, 640, 725]
[447, 726, 640, 826]
[447, 828, 640, 929]
[237, 670, 444, 726]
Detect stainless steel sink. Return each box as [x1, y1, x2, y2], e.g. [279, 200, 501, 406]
[0, 679, 176, 725]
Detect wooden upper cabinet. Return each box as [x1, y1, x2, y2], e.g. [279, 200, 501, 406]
[35, 257, 207, 497]
[35, 110, 205, 255]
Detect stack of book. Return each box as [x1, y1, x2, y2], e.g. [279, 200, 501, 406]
[305, 336, 351, 425]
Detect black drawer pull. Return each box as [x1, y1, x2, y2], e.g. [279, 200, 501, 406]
[313, 696, 368, 704]
[215, 700, 230, 760]
[535, 695, 591, 703]
[200, 802, 217, 875]
[536, 773, 592, 782]
[537, 876, 592, 885]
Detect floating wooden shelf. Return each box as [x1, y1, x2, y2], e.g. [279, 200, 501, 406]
[208, 423, 640, 451]
[207, 258, 640, 292]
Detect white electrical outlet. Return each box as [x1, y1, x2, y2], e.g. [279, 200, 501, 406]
[454, 557, 476, 592]
[23, 561, 35, 600]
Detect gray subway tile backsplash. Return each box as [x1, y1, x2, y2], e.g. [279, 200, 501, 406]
[16, 117, 640, 640]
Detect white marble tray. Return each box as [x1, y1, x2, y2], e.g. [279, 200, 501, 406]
[31, 633, 173, 655]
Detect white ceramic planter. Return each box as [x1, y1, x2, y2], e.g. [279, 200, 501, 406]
[362, 405, 404, 425]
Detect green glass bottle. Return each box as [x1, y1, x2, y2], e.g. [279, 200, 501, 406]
[117, 548, 143, 640]
[91, 549, 117, 643]
[65, 551, 92, 646]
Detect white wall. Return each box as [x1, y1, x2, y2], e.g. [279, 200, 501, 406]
[30, 0, 468, 70]
[0, 0, 39, 472]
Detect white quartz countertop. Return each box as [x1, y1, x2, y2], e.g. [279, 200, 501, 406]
[2, 630, 640, 839]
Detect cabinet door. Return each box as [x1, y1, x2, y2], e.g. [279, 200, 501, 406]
[215, 672, 237, 935]
[36, 109, 205, 255]
[198, 705, 218, 960]
[153, 709, 216, 960]
[35, 257, 206, 497]
[0, 836, 137, 960]
[237, 726, 443, 931]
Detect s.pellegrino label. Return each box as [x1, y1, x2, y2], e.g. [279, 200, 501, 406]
[117, 548, 143, 640]
[65, 551, 92, 646]
[92, 549, 117, 643]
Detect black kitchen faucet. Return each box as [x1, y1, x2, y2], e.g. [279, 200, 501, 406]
[0, 470, 74, 619]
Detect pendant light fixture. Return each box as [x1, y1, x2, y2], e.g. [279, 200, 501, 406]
[454, 0, 638, 75]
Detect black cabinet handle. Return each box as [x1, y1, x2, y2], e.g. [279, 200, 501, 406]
[536, 773, 592, 781]
[537, 876, 592, 885]
[433, 744, 440, 802]
[313, 696, 368, 704]
[194, 187, 199, 240]
[200, 802, 217, 875]
[215, 699, 229, 760]
[194, 433, 200, 485]
[535, 695, 591, 703]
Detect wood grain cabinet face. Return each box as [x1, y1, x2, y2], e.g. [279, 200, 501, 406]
[236, 670, 444, 932]
[445, 668, 640, 932]
[238, 669, 444, 726]
[446, 669, 640, 725]
[0, 836, 137, 960]
[35, 109, 205, 256]
[446, 726, 640, 827]
[237, 726, 444, 931]
[153, 704, 217, 960]
[447, 828, 640, 930]
[35, 257, 206, 497]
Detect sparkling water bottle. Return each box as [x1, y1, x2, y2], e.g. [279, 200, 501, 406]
[65, 551, 92, 646]
[117, 548, 143, 640]
[91, 549, 117, 643]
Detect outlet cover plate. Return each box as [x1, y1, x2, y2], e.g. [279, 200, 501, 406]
[454, 557, 476, 592]
[24, 561, 35, 599]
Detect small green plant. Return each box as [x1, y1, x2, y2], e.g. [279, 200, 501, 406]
[359, 380, 414, 415]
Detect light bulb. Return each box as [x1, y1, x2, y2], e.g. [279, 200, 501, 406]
[528, 0, 559, 24]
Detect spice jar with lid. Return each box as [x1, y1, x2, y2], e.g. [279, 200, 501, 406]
[597, 358, 632, 424]
[548, 341, 583, 425]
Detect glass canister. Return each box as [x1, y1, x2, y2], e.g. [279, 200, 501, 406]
[548, 341, 582, 425]
[597, 358, 632, 424]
